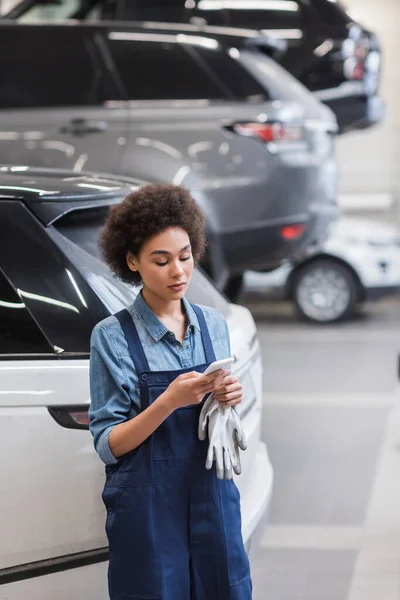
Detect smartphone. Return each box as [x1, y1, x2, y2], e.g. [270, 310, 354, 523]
[203, 357, 234, 376]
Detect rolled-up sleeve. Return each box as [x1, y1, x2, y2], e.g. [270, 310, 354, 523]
[89, 324, 139, 465]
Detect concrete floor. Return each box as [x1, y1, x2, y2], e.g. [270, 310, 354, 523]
[242, 295, 400, 600]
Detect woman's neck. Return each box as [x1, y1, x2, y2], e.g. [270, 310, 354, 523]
[141, 288, 185, 321]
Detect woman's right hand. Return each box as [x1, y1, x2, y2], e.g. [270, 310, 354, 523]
[161, 369, 228, 412]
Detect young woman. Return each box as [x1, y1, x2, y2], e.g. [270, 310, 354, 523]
[89, 184, 252, 600]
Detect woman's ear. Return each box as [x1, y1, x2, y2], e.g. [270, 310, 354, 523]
[126, 252, 139, 272]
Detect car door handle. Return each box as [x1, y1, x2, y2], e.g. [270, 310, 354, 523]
[59, 118, 108, 136]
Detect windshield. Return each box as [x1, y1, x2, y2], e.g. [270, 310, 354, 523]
[50, 207, 231, 316]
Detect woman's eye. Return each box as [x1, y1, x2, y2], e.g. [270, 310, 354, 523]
[155, 256, 191, 266]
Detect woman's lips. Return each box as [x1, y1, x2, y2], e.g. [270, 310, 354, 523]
[169, 283, 186, 290]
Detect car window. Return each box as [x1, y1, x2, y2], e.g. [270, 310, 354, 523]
[238, 47, 318, 103]
[17, 0, 82, 21]
[309, 0, 351, 24]
[0, 0, 21, 15]
[106, 36, 232, 101]
[0, 270, 54, 355]
[99, 0, 187, 21]
[193, 46, 268, 101]
[51, 206, 230, 316]
[0, 28, 120, 108]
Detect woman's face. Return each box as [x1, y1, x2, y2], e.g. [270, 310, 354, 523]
[127, 227, 194, 301]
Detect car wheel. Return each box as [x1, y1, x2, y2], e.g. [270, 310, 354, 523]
[224, 274, 244, 303]
[292, 259, 359, 323]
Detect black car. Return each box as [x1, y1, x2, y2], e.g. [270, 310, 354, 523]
[6, 0, 381, 133]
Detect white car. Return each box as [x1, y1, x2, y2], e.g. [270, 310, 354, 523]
[244, 217, 400, 323]
[0, 168, 273, 599]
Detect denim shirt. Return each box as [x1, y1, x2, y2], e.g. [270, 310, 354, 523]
[89, 292, 231, 465]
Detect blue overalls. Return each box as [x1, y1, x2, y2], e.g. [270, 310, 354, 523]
[102, 305, 252, 600]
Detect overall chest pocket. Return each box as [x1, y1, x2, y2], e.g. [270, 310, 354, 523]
[148, 385, 206, 461]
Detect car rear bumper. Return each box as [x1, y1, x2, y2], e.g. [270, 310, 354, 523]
[214, 201, 339, 275]
[365, 285, 400, 301]
[325, 94, 385, 133]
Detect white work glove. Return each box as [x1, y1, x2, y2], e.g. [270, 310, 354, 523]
[225, 407, 247, 475]
[199, 396, 247, 480]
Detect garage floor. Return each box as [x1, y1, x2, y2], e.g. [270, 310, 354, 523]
[244, 296, 400, 600]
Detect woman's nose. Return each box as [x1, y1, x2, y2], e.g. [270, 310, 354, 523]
[170, 261, 184, 277]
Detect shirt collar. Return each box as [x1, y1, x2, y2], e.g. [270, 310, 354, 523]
[132, 291, 200, 342]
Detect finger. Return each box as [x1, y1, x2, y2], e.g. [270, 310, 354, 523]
[201, 393, 216, 414]
[233, 447, 242, 475]
[214, 445, 224, 480]
[227, 398, 242, 407]
[206, 444, 214, 470]
[202, 369, 226, 383]
[205, 369, 231, 387]
[214, 386, 242, 400]
[198, 415, 207, 441]
[180, 370, 202, 380]
[230, 409, 247, 450]
[223, 448, 233, 481]
[214, 381, 242, 395]
[197, 376, 226, 392]
[234, 426, 247, 451]
[215, 391, 242, 404]
[216, 375, 237, 387]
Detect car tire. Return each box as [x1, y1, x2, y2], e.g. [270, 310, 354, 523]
[224, 274, 244, 303]
[291, 259, 359, 323]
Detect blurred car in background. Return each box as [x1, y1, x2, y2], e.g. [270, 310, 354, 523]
[244, 217, 400, 323]
[0, 167, 272, 599]
[0, 21, 338, 300]
[11, 0, 383, 133]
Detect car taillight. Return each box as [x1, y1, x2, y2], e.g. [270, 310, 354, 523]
[281, 224, 305, 240]
[230, 121, 303, 144]
[352, 42, 367, 79]
[48, 405, 90, 430]
[343, 37, 368, 81]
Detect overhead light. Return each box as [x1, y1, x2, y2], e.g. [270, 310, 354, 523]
[109, 31, 218, 49]
[198, 0, 298, 10]
[176, 34, 219, 49]
[0, 300, 25, 309]
[228, 47, 240, 59]
[66, 269, 88, 309]
[18, 289, 80, 313]
[261, 28, 303, 39]
[109, 32, 177, 43]
[314, 39, 334, 57]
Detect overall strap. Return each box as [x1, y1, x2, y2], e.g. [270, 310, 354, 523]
[191, 304, 216, 364]
[114, 309, 150, 373]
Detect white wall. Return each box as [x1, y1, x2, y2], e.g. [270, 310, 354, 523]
[336, 0, 399, 222]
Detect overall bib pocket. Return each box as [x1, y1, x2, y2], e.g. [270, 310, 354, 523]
[148, 385, 206, 460]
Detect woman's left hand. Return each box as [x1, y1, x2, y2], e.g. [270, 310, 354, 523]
[213, 375, 243, 407]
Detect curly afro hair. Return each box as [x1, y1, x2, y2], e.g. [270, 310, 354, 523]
[99, 184, 206, 285]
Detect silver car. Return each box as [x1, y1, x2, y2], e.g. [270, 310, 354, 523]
[0, 20, 338, 298]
